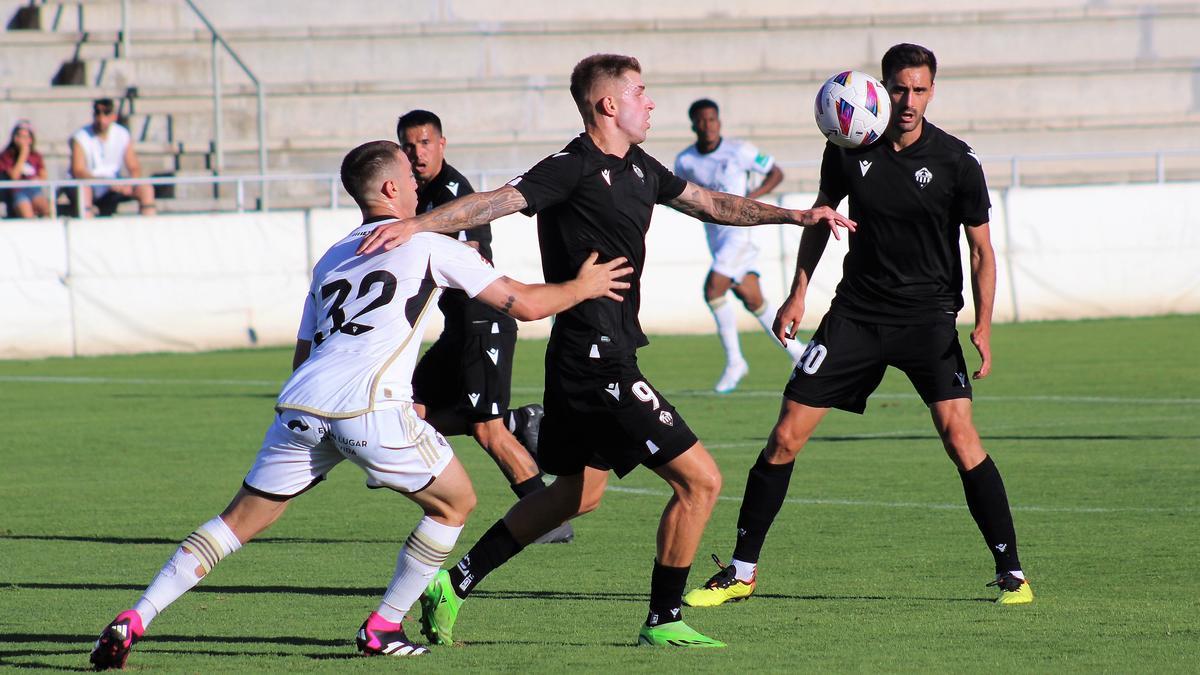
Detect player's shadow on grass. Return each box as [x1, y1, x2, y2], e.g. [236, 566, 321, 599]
[7, 582, 992, 604]
[814, 433, 1198, 442]
[0, 651, 88, 672]
[474, 589, 992, 604]
[0, 534, 380, 545]
[0, 633, 345, 648]
[2, 582, 383, 597]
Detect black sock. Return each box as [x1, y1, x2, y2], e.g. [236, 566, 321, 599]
[731, 453, 795, 564]
[447, 519, 525, 599]
[510, 474, 547, 499]
[959, 455, 1022, 574]
[646, 559, 690, 627]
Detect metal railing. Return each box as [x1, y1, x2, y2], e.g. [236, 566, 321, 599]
[777, 148, 1200, 188]
[180, 0, 268, 201]
[4, 174, 332, 218]
[109, 0, 268, 200]
[3, 148, 1197, 219]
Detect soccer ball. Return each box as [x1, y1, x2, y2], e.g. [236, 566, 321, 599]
[813, 70, 891, 148]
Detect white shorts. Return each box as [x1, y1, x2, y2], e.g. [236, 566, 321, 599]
[243, 403, 454, 498]
[705, 223, 760, 282]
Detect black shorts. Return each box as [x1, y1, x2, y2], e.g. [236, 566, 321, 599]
[537, 347, 698, 478]
[783, 313, 972, 414]
[412, 316, 518, 423]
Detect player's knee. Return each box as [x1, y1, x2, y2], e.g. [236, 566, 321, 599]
[470, 420, 496, 448]
[431, 487, 477, 526]
[679, 466, 722, 510]
[769, 423, 808, 458]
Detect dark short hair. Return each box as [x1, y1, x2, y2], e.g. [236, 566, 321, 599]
[881, 43, 937, 84]
[341, 140, 401, 208]
[687, 98, 719, 122]
[397, 109, 443, 141]
[569, 54, 641, 126]
[92, 98, 115, 114]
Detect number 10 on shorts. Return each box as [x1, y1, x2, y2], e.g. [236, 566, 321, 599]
[797, 342, 828, 375]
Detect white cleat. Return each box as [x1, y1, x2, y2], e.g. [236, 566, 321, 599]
[714, 361, 749, 393]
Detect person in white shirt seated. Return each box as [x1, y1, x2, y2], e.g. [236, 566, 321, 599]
[68, 98, 157, 217]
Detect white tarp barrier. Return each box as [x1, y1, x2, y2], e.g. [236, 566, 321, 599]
[1004, 184, 1200, 320]
[6, 181, 1199, 360]
[66, 213, 308, 356]
[0, 219, 73, 358]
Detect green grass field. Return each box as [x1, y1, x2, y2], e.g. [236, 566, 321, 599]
[2, 315, 1198, 672]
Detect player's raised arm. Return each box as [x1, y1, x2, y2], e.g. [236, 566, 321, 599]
[357, 185, 529, 255]
[475, 252, 632, 322]
[665, 181, 856, 239]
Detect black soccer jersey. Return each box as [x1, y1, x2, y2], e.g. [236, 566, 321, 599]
[417, 162, 492, 261]
[510, 133, 687, 357]
[819, 121, 990, 324]
[417, 162, 510, 333]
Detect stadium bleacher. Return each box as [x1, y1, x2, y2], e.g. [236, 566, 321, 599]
[2, 0, 1198, 212]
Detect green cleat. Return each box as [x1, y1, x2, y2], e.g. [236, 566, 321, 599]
[989, 572, 1034, 605]
[637, 620, 726, 648]
[419, 570, 463, 645]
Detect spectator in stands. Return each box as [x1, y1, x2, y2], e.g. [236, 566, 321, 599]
[0, 119, 50, 218]
[68, 98, 157, 217]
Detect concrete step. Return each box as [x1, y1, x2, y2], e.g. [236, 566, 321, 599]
[10, 0, 1199, 32]
[6, 4, 1195, 88]
[107, 59, 1200, 142]
[7, 58, 1190, 181]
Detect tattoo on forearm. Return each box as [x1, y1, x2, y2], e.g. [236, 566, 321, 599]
[669, 184, 785, 227]
[501, 295, 516, 315]
[423, 187, 526, 235]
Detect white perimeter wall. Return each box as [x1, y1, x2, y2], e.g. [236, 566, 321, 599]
[2, 182, 1198, 359]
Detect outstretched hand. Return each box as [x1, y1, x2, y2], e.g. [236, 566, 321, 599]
[971, 326, 991, 379]
[356, 219, 418, 255]
[773, 296, 806, 346]
[795, 206, 856, 240]
[575, 252, 633, 301]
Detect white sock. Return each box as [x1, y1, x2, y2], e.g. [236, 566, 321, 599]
[708, 296, 745, 367]
[730, 558, 757, 583]
[751, 300, 777, 335]
[378, 517, 463, 623]
[138, 516, 243, 628]
[753, 300, 807, 362]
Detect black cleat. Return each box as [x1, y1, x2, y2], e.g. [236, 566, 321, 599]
[510, 403, 544, 456]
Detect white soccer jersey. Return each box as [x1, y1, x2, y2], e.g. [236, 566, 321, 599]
[277, 225, 502, 418]
[675, 139, 775, 278]
[674, 138, 773, 201]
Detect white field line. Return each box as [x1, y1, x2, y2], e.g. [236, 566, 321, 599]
[2, 376, 1196, 406]
[604, 485, 1200, 515]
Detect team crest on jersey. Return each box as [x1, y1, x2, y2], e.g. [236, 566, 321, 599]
[914, 167, 933, 188]
[632, 164, 644, 181]
[659, 410, 674, 426]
